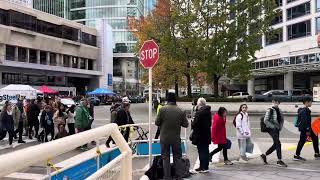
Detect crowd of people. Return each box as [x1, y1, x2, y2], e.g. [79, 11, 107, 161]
[0, 97, 95, 148]
[154, 94, 320, 179]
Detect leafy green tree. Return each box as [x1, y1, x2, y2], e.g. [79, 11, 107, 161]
[194, 0, 276, 96]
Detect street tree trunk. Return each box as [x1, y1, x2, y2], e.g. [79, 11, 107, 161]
[213, 75, 220, 97]
[175, 75, 179, 97]
[185, 70, 192, 98]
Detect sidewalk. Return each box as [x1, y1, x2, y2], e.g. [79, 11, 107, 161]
[191, 160, 320, 180]
[177, 102, 320, 115]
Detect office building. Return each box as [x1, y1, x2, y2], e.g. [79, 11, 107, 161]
[0, 0, 113, 95]
[249, 0, 320, 95]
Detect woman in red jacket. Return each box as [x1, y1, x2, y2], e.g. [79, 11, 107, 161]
[210, 107, 233, 165]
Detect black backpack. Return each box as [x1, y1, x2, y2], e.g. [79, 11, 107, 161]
[261, 108, 273, 133]
[145, 156, 163, 180]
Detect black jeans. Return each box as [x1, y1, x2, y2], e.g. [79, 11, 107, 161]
[210, 144, 228, 161]
[14, 121, 24, 141]
[266, 129, 282, 160]
[45, 126, 55, 141]
[0, 130, 14, 145]
[296, 130, 319, 156]
[197, 144, 209, 170]
[161, 141, 183, 180]
[29, 119, 39, 138]
[68, 123, 75, 135]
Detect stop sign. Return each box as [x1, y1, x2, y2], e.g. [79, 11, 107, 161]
[139, 40, 159, 68]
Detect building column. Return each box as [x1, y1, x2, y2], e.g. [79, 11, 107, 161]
[26, 49, 30, 63]
[247, 78, 255, 96]
[85, 59, 89, 70]
[282, 6, 287, 42]
[15, 46, 18, 61]
[0, 44, 5, 63]
[46, 52, 50, 65]
[37, 50, 40, 64]
[77, 58, 81, 69]
[311, 0, 317, 35]
[284, 71, 293, 90]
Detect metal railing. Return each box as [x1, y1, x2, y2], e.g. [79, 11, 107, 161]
[0, 123, 132, 180]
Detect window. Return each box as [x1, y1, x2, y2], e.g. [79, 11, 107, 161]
[290, 56, 296, 64]
[8, 10, 36, 31]
[81, 32, 97, 46]
[271, 11, 282, 25]
[0, 9, 8, 25]
[317, 0, 320, 12]
[287, 0, 297, 3]
[79, 58, 86, 69]
[268, 60, 274, 67]
[88, 59, 94, 70]
[266, 28, 283, 45]
[72, 57, 78, 68]
[61, 26, 79, 41]
[287, 20, 311, 40]
[6, 45, 15, 61]
[275, 0, 282, 7]
[63, 55, 70, 67]
[296, 55, 308, 64]
[29, 49, 37, 63]
[309, 54, 316, 63]
[50, 53, 56, 66]
[40, 51, 47, 65]
[37, 20, 61, 37]
[71, 10, 85, 19]
[316, 18, 320, 34]
[287, 2, 310, 20]
[18, 47, 27, 62]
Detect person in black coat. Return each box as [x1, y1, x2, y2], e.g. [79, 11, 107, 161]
[40, 105, 54, 142]
[191, 98, 212, 172]
[0, 101, 15, 147]
[27, 99, 40, 139]
[114, 102, 134, 142]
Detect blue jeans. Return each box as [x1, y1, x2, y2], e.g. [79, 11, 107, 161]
[197, 144, 209, 170]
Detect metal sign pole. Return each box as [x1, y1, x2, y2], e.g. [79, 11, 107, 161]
[148, 68, 153, 167]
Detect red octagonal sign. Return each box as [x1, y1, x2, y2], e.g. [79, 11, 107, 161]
[139, 40, 159, 69]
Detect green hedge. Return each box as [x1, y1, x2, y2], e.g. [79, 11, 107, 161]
[177, 97, 244, 102]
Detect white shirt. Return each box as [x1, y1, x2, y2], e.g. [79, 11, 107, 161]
[236, 112, 251, 139]
[66, 111, 75, 124]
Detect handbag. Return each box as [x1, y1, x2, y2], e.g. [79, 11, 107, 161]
[189, 130, 197, 145]
[224, 138, 232, 149]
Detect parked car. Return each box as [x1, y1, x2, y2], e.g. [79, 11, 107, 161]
[88, 97, 101, 106]
[60, 98, 76, 108]
[227, 92, 251, 101]
[129, 96, 145, 103]
[254, 89, 312, 102]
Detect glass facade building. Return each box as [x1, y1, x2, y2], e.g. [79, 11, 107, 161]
[33, 0, 68, 18]
[68, 0, 144, 53]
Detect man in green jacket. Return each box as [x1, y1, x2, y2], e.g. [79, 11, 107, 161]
[75, 99, 91, 133]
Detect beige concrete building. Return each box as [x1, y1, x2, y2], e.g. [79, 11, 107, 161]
[0, 1, 105, 95]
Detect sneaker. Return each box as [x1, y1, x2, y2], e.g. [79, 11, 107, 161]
[294, 155, 306, 161]
[276, 160, 288, 167]
[224, 160, 233, 165]
[18, 140, 26, 144]
[238, 158, 248, 163]
[195, 168, 209, 173]
[260, 154, 268, 165]
[315, 154, 320, 160]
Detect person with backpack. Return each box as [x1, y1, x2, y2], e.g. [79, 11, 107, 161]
[235, 104, 253, 163]
[105, 103, 121, 148]
[260, 99, 287, 167]
[12, 99, 26, 143]
[0, 101, 15, 148]
[191, 98, 212, 173]
[210, 107, 233, 165]
[66, 105, 76, 135]
[294, 97, 319, 161]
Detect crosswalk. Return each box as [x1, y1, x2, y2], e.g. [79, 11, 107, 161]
[0, 137, 37, 150]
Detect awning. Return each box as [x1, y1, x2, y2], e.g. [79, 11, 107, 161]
[87, 88, 115, 96]
[39, 85, 59, 94]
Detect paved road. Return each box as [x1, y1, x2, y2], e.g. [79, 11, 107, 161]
[1, 103, 320, 180]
